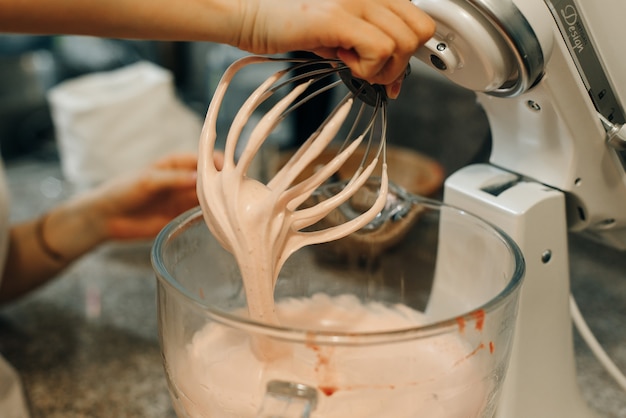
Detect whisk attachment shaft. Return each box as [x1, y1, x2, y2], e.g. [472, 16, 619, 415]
[338, 67, 387, 107]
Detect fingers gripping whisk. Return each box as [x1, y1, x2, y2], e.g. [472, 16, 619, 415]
[197, 55, 389, 320]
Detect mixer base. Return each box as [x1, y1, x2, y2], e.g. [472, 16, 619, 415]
[444, 164, 597, 418]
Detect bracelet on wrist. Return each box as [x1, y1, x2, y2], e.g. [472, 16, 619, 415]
[35, 213, 65, 262]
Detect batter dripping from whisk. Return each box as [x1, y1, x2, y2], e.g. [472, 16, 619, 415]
[177, 56, 489, 418]
[197, 55, 389, 327]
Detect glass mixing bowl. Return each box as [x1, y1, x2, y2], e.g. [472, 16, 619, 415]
[152, 194, 524, 418]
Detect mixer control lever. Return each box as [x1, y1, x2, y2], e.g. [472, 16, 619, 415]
[599, 113, 626, 151]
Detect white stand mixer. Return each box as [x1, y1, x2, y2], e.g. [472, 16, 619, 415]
[411, 0, 626, 416]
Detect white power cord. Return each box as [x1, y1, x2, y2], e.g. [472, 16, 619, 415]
[570, 294, 626, 391]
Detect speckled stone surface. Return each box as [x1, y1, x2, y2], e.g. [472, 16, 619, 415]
[0, 68, 624, 417]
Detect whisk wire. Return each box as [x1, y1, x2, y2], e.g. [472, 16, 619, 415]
[223, 67, 290, 168]
[268, 97, 355, 194]
[238, 79, 314, 173]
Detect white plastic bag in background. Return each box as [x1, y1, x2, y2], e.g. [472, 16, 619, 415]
[47, 61, 202, 190]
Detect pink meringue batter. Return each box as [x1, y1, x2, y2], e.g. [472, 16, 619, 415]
[172, 294, 487, 418]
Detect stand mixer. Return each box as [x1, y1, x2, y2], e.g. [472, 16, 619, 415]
[410, 0, 626, 416]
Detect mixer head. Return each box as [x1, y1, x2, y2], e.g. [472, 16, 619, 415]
[411, 0, 626, 249]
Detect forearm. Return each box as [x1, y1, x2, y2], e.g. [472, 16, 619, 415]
[0, 196, 107, 303]
[0, 0, 243, 44]
[0, 153, 200, 304]
[0, 0, 436, 87]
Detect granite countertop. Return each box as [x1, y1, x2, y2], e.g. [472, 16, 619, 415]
[0, 69, 625, 417]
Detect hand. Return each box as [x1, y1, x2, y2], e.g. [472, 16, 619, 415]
[234, 0, 435, 96]
[87, 153, 200, 241]
[0, 153, 209, 302]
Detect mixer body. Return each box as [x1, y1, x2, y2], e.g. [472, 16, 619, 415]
[411, 0, 626, 416]
[413, 0, 626, 247]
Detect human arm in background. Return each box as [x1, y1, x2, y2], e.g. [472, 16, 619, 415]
[0, 0, 435, 98]
[0, 153, 218, 304]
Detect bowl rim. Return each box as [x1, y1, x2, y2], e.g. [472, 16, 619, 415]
[151, 197, 525, 346]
